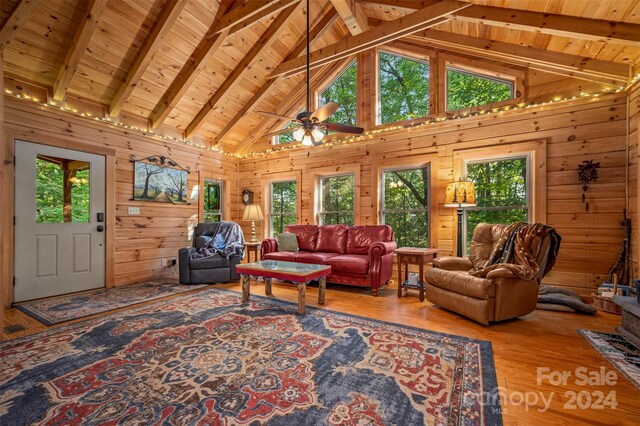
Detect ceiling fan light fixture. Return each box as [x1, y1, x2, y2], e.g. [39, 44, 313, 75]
[311, 128, 324, 142]
[293, 127, 305, 141]
[301, 133, 314, 146]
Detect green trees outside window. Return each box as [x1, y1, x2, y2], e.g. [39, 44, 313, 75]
[447, 67, 513, 111]
[382, 166, 430, 247]
[204, 179, 222, 222]
[379, 51, 430, 124]
[319, 175, 354, 225]
[319, 61, 357, 126]
[270, 181, 297, 236]
[274, 121, 297, 145]
[465, 157, 528, 248]
[36, 156, 90, 223]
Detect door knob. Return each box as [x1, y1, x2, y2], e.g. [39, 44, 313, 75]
[97, 225, 104, 232]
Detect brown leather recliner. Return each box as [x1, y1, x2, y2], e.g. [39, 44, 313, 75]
[425, 223, 554, 325]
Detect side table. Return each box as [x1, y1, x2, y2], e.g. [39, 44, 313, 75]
[245, 241, 261, 263]
[395, 247, 441, 302]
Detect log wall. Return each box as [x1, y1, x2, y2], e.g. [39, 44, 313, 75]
[238, 93, 629, 296]
[629, 83, 640, 280]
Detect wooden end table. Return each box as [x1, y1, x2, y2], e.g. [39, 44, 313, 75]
[245, 241, 261, 263]
[235, 260, 331, 314]
[395, 247, 441, 302]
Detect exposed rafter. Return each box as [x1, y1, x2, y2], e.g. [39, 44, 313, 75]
[149, 0, 295, 129]
[0, 0, 43, 51]
[210, 4, 339, 147]
[407, 30, 630, 84]
[331, 0, 368, 35]
[52, 0, 107, 102]
[185, 3, 302, 139]
[108, 1, 185, 117]
[270, 0, 470, 78]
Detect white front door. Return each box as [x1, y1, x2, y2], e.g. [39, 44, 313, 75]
[14, 140, 106, 302]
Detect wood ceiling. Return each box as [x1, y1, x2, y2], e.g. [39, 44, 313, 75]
[1, 0, 639, 153]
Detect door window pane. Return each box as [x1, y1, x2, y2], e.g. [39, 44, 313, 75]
[36, 155, 90, 223]
[270, 181, 297, 236]
[319, 175, 354, 225]
[204, 179, 222, 222]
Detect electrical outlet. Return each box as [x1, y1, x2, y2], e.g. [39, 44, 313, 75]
[160, 259, 167, 267]
[128, 207, 140, 215]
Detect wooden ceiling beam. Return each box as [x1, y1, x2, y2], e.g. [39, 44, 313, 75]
[235, 59, 351, 155]
[211, 5, 339, 147]
[185, 3, 302, 139]
[331, 0, 368, 35]
[150, 0, 294, 129]
[108, 1, 186, 117]
[407, 30, 630, 84]
[270, 0, 469, 78]
[0, 0, 44, 51]
[52, 0, 107, 101]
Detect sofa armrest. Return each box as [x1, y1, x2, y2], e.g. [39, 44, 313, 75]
[261, 238, 278, 257]
[368, 241, 398, 258]
[178, 247, 196, 284]
[486, 267, 518, 280]
[432, 256, 473, 271]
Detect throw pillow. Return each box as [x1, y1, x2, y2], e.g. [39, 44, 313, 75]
[277, 232, 299, 252]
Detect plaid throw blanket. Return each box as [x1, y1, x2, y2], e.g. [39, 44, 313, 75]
[191, 221, 245, 260]
[469, 223, 561, 281]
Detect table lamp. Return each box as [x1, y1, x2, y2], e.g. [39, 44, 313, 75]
[242, 204, 264, 242]
[444, 179, 476, 257]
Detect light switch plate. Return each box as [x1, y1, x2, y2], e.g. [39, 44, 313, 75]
[128, 207, 140, 215]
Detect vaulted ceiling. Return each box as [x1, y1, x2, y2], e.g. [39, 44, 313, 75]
[1, 0, 639, 153]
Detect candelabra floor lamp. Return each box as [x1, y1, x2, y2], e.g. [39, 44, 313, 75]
[444, 179, 477, 257]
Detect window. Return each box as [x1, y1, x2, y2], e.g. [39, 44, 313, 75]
[378, 51, 430, 124]
[319, 61, 357, 126]
[203, 179, 222, 222]
[465, 157, 529, 247]
[318, 175, 355, 225]
[447, 66, 514, 111]
[381, 166, 430, 247]
[36, 156, 90, 223]
[273, 121, 297, 145]
[270, 180, 297, 236]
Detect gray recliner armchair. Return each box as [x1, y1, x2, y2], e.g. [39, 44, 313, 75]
[179, 222, 244, 284]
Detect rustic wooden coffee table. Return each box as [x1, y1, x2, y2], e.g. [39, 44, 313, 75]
[235, 260, 331, 314]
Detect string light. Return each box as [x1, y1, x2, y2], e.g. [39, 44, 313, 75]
[4, 70, 640, 159]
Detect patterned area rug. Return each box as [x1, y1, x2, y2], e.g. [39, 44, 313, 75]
[14, 281, 207, 325]
[579, 330, 640, 389]
[0, 288, 502, 425]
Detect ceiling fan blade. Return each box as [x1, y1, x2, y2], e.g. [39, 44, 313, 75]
[323, 122, 365, 134]
[310, 102, 340, 123]
[262, 127, 299, 138]
[256, 111, 296, 121]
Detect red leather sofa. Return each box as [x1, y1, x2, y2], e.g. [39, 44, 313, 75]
[260, 224, 397, 296]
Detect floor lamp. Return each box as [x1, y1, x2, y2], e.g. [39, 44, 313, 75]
[444, 179, 476, 257]
[242, 204, 264, 242]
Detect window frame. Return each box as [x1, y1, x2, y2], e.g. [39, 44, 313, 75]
[316, 59, 359, 127]
[269, 179, 298, 237]
[202, 178, 223, 223]
[317, 173, 356, 225]
[380, 163, 431, 247]
[262, 171, 302, 239]
[376, 49, 431, 126]
[445, 64, 516, 112]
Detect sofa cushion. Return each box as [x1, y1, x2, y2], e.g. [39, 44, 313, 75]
[316, 224, 348, 254]
[263, 252, 296, 262]
[327, 254, 369, 275]
[285, 225, 319, 252]
[426, 269, 495, 299]
[294, 252, 340, 264]
[347, 225, 393, 255]
[277, 232, 299, 252]
[190, 254, 229, 270]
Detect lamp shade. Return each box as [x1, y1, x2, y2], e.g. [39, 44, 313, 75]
[242, 204, 264, 221]
[444, 180, 476, 207]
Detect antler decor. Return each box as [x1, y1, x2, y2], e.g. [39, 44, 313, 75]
[578, 160, 600, 212]
[129, 154, 190, 173]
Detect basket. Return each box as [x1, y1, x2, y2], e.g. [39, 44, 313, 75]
[590, 294, 623, 315]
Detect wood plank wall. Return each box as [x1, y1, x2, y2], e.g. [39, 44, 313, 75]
[629, 83, 640, 279]
[238, 94, 629, 296]
[1, 96, 238, 306]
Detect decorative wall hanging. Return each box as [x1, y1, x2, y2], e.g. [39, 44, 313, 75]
[130, 155, 190, 204]
[578, 160, 600, 212]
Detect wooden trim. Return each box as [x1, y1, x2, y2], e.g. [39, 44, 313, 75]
[331, 0, 368, 35]
[0, 52, 4, 338]
[108, 1, 186, 117]
[270, 0, 470, 78]
[0, 0, 43, 51]
[310, 164, 361, 225]
[261, 170, 303, 239]
[52, 0, 107, 102]
[212, 0, 298, 35]
[105, 154, 115, 288]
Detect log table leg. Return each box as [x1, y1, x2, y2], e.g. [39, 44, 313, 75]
[241, 275, 250, 303]
[318, 276, 326, 305]
[419, 262, 425, 302]
[397, 258, 403, 298]
[265, 277, 272, 295]
[297, 282, 307, 314]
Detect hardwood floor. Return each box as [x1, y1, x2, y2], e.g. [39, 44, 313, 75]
[3, 280, 639, 425]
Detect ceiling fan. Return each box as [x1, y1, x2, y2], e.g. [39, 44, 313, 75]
[257, 0, 364, 146]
